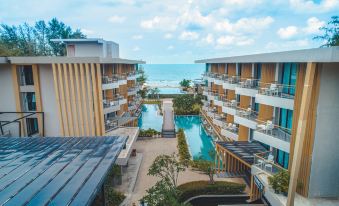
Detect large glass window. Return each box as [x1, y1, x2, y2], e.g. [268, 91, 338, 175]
[279, 108, 293, 131]
[22, 92, 36, 111]
[19, 66, 34, 86]
[26, 118, 39, 136]
[255, 63, 262, 80]
[281, 63, 297, 95]
[276, 149, 289, 169]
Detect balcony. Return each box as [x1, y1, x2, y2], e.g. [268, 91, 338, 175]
[252, 151, 287, 176]
[103, 96, 127, 114]
[203, 72, 225, 85]
[253, 121, 291, 153]
[235, 78, 259, 97]
[222, 76, 240, 90]
[105, 118, 118, 132]
[234, 107, 258, 129]
[220, 122, 239, 141]
[102, 75, 127, 90]
[221, 99, 238, 116]
[255, 83, 295, 110]
[127, 87, 138, 96]
[127, 71, 137, 80]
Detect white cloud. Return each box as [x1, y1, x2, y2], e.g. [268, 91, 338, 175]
[108, 15, 126, 23]
[289, 0, 339, 13]
[215, 16, 274, 34]
[81, 29, 95, 35]
[216, 35, 254, 48]
[167, 45, 174, 50]
[132, 34, 143, 40]
[179, 31, 199, 40]
[178, 8, 213, 29]
[132, 46, 140, 51]
[140, 16, 177, 31]
[201, 34, 214, 45]
[266, 39, 310, 50]
[164, 33, 173, 39]
[303, 17, 325, 34]
[277, 26, 298, 39]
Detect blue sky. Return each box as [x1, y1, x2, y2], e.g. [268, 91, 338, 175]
[0, 0, 338, 63]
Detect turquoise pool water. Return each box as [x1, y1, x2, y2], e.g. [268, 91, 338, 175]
[138, 104, 215, 161]
[175, 116, 215, 161]
[138, 104, 163, 132]
[158, 87, 186, 94]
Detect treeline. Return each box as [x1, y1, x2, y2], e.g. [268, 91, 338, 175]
[0, 18, 86, 56]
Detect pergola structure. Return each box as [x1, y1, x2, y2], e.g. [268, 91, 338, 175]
[215, 141, 267, 201]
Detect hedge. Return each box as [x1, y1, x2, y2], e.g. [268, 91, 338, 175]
[177, 128, 191, 164]
[177, 181, 246, 202]
[139, 128, 161, 137]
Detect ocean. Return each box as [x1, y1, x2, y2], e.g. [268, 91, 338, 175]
[141, 64, 205, 94]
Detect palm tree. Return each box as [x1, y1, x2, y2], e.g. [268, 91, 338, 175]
[154, 87, 160, 99]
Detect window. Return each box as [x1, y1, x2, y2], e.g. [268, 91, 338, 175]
[281, 63, 297, 95]
[26, 118, 39, 136]
[279, 108, 293, 131]
[255, 63, 262, 80]
[19, 66, 34, 86]
[276, 149, 289, 169]
[22, 92, 36, 111]
[254, 103, 260, 112]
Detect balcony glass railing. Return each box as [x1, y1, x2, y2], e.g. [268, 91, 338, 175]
[258, 82, 295, 99]
[221, 122, 238, 134]
[105, 118, 118, 131]
[253, 151, 287, 176]
[222, 98, 238, 109]
[237, 78, 260, 89]
[256, 120, 291, 142]
[102, 75, 127, 84]
[235, 107, 258, 121]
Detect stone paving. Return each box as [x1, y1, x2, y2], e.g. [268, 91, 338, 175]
[128, 138, 249, 205]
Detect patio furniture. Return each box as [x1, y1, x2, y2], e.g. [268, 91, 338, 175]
[270, 84, 279, 96]
[265, 163, 273, 172]
[266, 121, 274, 134]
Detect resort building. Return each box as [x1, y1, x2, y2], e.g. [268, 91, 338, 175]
[196, 47, 339, 205]
[0, 38, 145, 138]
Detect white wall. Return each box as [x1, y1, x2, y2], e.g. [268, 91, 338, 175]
[74, 43, 103, 57]
[39, 64, 60, 136]
[0, 65, 20, 136]
[309, 63, 339, 198]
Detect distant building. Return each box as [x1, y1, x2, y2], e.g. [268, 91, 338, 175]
[0, 38, 145, 137]
[196, 47, 339, 206]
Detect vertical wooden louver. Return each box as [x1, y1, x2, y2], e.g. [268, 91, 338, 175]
[52, 63, 104, 136]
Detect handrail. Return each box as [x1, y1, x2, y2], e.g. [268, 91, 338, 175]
[253, 151, 287, 175]
[255, 119, 291, 142]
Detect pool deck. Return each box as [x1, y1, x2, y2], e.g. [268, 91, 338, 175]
[129, 138, 249, 205]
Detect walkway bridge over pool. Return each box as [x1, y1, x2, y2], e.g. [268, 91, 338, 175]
[162, 99, 176, 138]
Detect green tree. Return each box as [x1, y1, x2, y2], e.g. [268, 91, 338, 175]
[191, 150, 216, 184]
[179, 79, 191, 91]
[173, 94, 203, 115]
[0, 18, 86, 56]
[314, 16, 339, 47]
[142, 154, 189, 206]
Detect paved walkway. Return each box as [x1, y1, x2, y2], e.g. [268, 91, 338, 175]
[162, 99, 175, 137]
[130, 138, 249, 205]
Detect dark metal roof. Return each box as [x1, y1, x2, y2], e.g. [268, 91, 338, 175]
[0, 136, 126, 206]
[216, 141, 267, 165]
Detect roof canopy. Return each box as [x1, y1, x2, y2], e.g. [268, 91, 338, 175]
[216, 141, 267, 165]
[0, 136, 126, 206]
[196, 46, 339, 63]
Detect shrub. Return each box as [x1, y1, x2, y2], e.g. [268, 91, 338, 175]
[104, 186, 126, 206]
[139, 128, 161, 137]
[173, 94, 203, 115]
[177, 128, 191, 165]
[268, 170, 290, 195]
[177, 181, 246, 202]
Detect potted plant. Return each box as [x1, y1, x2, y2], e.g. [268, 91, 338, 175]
[268, 170, 290, 196]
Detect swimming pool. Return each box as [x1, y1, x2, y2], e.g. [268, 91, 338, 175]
[138, 104, 215, 161]
[158, 87, 186, 94]
[138, 104, 163, 132]
[175, 116, 215, 161]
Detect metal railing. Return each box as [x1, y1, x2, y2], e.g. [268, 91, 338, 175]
[253, 151, 287, 176]
[258, 82, 295, 99]
[256, 119, 291, 142]
[103, 99, 119, 109]
[221, 122, 238, 134]
[102, 75, 127, 84]
[235, 107, 258, 121]
[237, 78, 260, 89]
